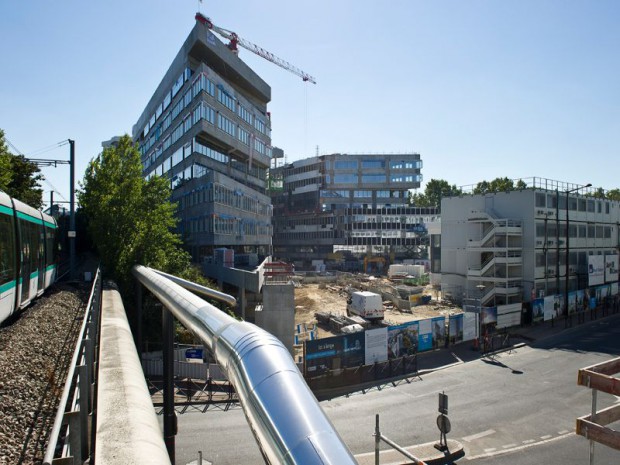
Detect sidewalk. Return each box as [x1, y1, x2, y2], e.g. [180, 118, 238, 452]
[417, 307, 620, 376]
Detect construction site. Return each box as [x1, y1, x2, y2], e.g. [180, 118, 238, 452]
[291, 271, 462, 359]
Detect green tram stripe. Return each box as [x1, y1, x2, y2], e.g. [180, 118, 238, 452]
[46, 264, 57, 272]
[1, 205, 56, 229]
[16, 211, 43, 225]
[0, 280, 16, 294]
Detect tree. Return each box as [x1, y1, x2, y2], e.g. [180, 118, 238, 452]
[78, 135, 195, 297]
[0, 133, 11, 191]
[410, 179, 462, 209]
[0, 129, 43, 207]
[606, 189, 620, 201]
[473, 177, 527, 195]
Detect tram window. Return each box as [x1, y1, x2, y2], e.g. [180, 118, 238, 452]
[0, 215, 16, 285]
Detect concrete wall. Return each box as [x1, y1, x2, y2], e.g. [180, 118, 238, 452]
[256, 283, 295, 355]
[96, 289, 170, 465]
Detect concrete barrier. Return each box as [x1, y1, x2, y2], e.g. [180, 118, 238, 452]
[95, 289, 170, 465]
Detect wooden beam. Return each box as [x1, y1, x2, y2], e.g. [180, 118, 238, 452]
[576, 418, 620, 451]
[578, 369, 620, 396]
[580, 357, 620, 376]
[578, 404, 620, 427]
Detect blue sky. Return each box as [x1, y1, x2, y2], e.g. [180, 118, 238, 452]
[1, 1, 618, 205]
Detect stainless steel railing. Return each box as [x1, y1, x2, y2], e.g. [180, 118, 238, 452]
[43, 267, 102, 465]
[133, 265, 356, 465]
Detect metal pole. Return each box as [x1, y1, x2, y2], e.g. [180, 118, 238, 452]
[136, 281, 143, 362]
[50, 191, 54, 216]
[589, 389, 597, 465]
[555, 189, 560, 294]
[375, 414, 380, 465]
[565, 190, 570, 328]
[163, 308, 176, 463]
[69, 139, 76, 280]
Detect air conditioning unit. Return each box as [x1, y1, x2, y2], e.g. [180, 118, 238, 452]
[537, 210, 545, 215]
[547, 268, 555, 275]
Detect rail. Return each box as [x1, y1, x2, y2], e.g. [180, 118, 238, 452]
[133, 265, 356, 464]
[43, 267, 102, 465]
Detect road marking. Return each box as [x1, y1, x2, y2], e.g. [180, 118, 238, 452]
[467, 432, 573, 460]
[541, 434, 552, 439]
[522, 439, 535, 444]
[462, 429, 496, 442]
[483, 448, 496, 453]
[502, 443, 517, 448]
[558, 430, 569, 435]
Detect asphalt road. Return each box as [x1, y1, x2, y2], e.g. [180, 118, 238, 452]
[175, 314, 620, 465]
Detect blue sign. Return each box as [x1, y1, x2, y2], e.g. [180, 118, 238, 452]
[185, 348, 203, 359]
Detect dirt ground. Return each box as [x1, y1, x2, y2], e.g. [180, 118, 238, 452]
[293, 282, 461, 339]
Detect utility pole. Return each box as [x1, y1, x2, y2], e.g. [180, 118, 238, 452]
[69, 139, 76, 280]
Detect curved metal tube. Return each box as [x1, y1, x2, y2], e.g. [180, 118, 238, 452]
[133, 265, 355, 465]
[152, 268, 237, 306]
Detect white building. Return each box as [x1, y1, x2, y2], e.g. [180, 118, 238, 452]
[440, 178, 620, 308]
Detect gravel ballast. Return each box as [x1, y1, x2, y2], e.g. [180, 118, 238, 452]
[0, 284, 88, 465]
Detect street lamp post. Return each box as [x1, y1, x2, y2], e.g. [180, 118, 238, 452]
[476, 284, 485, 350]
[565, 183, 592, 327]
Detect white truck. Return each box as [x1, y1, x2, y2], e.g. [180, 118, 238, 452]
[347, 291, 384, 321]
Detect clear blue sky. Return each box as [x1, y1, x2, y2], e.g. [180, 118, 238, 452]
[1, 1, 618, 205]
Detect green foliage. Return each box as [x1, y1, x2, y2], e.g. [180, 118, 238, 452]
[78, 135, 190, 297]
[410, 179, 462, 210]
[0, 129, 43, 207]
[606, 189, 620, 201]
[473, 177, 527, 195]
[0, 131, 11, 191]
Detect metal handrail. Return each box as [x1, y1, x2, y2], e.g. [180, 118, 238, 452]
[152, 268, 237, 306]
[43, 267, 102, 465]
[133, 265, 356, 465]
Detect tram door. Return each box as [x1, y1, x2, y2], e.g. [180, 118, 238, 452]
[19, 219, 31, 305]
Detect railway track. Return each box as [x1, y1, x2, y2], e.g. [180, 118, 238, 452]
[0, 283, 88, 464]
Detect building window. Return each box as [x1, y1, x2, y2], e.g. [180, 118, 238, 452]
[334, 174, 358, 183]
[238, 127, 250, 145]
[217, 87, 236, 111]
[362, 160, 385, 169]
[171, 122, 183, 145]
[217, 114, 236, 137]
[391, 174, 419, 183]
[162, 112, 172, 132]
[254, 137, 266, 155]
[254, 117, 266, 135]
[238, 104, 253, 125]
[334, 160, 358, 170]
[362, 174, 386, 183]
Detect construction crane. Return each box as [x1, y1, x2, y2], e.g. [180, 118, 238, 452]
[195, 12, 316, 84]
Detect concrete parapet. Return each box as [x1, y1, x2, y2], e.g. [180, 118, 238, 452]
[95, 288, 170, 465]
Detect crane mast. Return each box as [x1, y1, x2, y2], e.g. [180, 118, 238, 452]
[195, 12, 316, 84]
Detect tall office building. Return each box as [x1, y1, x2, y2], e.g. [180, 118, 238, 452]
[270, 153, 437, 268]
[133, 14, 273, 263]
